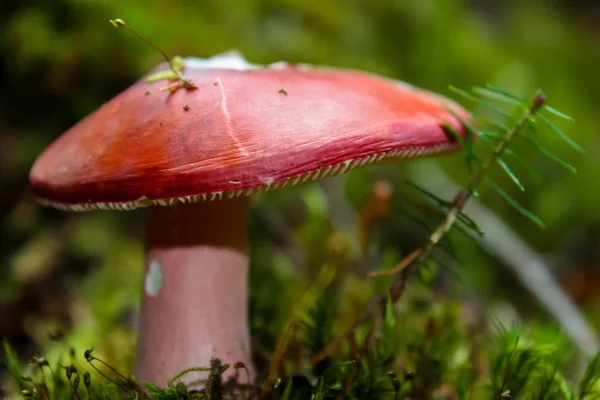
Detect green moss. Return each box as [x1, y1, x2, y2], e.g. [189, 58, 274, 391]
[4, 294, 600, 399]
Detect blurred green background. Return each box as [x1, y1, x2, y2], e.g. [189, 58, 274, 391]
[1, 0, 600, 392]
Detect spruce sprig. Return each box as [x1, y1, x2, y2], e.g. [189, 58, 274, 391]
[370, 89, 552, 277]
[311, 86, 581, 384]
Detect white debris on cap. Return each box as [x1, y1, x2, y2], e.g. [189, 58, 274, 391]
[183, 51, 289, 71]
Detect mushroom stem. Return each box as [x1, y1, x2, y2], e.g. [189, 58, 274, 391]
[136, 196, 253, 388]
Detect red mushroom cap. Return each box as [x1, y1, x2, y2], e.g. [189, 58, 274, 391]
[30, 53, 470, 211]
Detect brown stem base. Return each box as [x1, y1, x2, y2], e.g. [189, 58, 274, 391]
[135, 197, 254, 388]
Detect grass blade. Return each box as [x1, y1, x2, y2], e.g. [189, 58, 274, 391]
[3, 340, 25, 391]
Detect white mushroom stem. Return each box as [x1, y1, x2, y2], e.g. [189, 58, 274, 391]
[135, 197, 254, 388]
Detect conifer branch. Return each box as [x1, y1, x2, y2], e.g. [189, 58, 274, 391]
[313, 87, 580, 364]
[369, 92, 546, 277]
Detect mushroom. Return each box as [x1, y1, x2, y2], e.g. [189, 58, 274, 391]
[29, 52, 470, 387]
